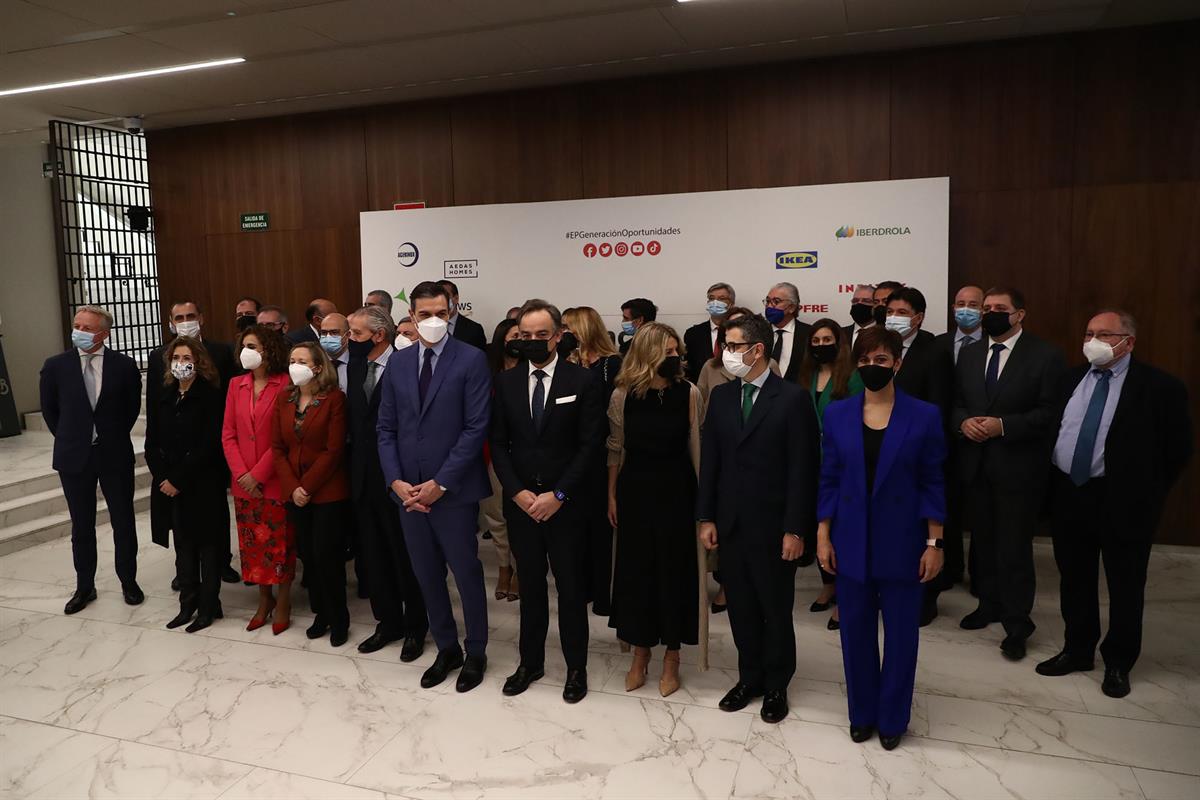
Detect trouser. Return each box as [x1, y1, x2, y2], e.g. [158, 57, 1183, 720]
[478, 464, 511, 568]
[362, 489, 427, 639]
[291, 501, 349, 628]
[837, 574, 923, 736]
[967, 475, 1038, 637]
[1050, 471, 1153, 672]
[506, 500, 589, 670]
[175, 535, 222, 616]
[582, 487, 613, 615]
[722, 531, 799, 691]
[346, 503, 368, 595]
[58, 446, 138, 590]
[399, 501, 489, 658]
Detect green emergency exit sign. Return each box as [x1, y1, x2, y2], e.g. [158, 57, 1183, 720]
[240, 212, 269, 231]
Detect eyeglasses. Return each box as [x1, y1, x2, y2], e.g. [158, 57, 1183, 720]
[1084, 332, 1128, 343]
[763, 297, 789, 308]
[723, 342, 754, 353]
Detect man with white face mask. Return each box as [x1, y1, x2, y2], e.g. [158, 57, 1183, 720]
[1038, 310, 1192, 699]
[376, 281, 493, 693]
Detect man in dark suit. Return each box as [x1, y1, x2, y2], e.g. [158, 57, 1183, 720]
[39, 306, 144, 614]
[490, 299, 604, 703]
[437, 280, 488, 351]
[1036, 310, 1192, 698]
[287, 297, 336, 344]
[698, 314, 820, 724]
[618, 297, 657, 355]
[763, 282, 811, 382]
[346, 306, 428, 662]
[952, 287, 1065, 661]
[843, 284, 878, 350]
[377, 281, 493, 693]
[683, 282, 736, 383]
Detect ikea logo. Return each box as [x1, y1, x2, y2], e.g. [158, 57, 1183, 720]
[775, 251, 818, 270]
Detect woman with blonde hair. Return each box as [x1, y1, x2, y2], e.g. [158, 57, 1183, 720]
[607, 322, 705, 696]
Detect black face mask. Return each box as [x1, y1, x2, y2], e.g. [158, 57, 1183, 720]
[558, 331, 578, 357]
[872, 305, 887, 326]
[657, 355, 682, 379]
[347, 338, 374, 359]
[516, 339, 552, 364]
[503, 340, 523, 360]
[858, 364, 895, 392]
[810, 343, 838, 364]
[236, 315, 256, 331]
[849, 303, 874, 327]
[981, 310, 1014, 339]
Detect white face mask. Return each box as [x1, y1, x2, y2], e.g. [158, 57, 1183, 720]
[395, 334, 415, 350]
[173, 320, 201, 338]
[722, 347, 756, 379]
[417, 316, 448, 344]
[170, 361, 195, 381]
[884, 315, 913, 337]
[239, 347, 263, 370]
[289, 363, 315, 386]
[1082, 336, 1126, 366]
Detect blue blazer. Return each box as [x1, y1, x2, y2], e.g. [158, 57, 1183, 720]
[818, 390, 946, 583]
[376, 336, 492, 507]
[39, 347, 142, 473]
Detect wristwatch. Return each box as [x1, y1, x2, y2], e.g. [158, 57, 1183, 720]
[554, 490, 568, 502]
[438, 484, 448, 493]
[926, 538, 944, 549]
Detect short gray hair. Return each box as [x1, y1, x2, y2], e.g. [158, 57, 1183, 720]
[706, 282, 736, 303]
[854, 283, 876, 293]
[1094, 308, 1138, 336]
[366, 289, 393, 312]
[770, 282, 800, 307]
[75, 305, 113, 330]
[349, 305, 396, 342]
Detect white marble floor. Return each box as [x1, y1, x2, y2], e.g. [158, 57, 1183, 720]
[1, 512, 1198, 799]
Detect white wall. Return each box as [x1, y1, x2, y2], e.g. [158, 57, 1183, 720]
[0, 141, 63, 420]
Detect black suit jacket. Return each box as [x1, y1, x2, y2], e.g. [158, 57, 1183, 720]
[696, 371, 820, 552]
[489, 357, 604, 501]
[452, 315, 488, 352]
[1053, 358, 1192, 532]
[39, 347, 142, 473]
[895, 329, 952, 420]
[952, 330, 1065, 490]
[777, 321, 812, 382]
[287, 324, 318, 345]
[683, 321, 716, 383]
[145, 338, 235, 432]
[346, 351, 389, 500]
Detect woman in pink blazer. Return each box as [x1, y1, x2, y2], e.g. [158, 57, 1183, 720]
[222, 325, 294, 633]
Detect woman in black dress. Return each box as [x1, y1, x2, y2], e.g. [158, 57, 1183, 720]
[607, 321, 702, 697]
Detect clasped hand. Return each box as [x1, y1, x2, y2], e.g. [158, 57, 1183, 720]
[391, 480, 444, 513]
[961, 416, 1002, 443]
[515, 490, 561, 522]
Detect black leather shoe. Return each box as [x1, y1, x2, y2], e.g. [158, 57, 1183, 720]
[810, 596, 836, 613]
[960, 607, 998, 630]
[64, 588, 97, 615]
[502, 665, 545, 697]
[358, 632, 399, 654]
[456, 654, 487, 693]
[850, 725, 876, 743]
[1101, 667, 1131, 698]
[306, 618, 329, 640]
[121, 582, 144, 605]
[1001, 633, 1028, 661]
[919, 596, 938, 628]
[166, 607, 195, 629]
[563, 669, 588, 704]
[185, 614, 214, 633]
[400, 635, 426, 663]
[880, 732, 903, 750]
[330, 626, 349, 648]
[420, 649, 464, 689]
[827, 617, 840, 631]
[221, 565, 240, 584]
[718, 683, 763, 712]
[760, 690, 789, 724]
[1036, 651, 1095, 677]
[170, 576, 180, 592]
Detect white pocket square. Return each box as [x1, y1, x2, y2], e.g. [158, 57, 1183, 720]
[555, 395, 577, 405]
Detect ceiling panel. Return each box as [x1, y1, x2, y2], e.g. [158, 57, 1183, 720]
[507, 9, 686, 66]
[1, 0, 118, 52]
[661, 0, 847, 49]
[24, 0, 245, 28]
[136, 14, 336, 58]
[845, 0, 1028, 31]
[274, 0, 473, 44]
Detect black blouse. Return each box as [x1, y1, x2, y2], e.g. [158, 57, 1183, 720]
[863, 423, 887, 493]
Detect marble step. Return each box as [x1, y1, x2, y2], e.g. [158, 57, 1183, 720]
[0, 484, 153, 558]
[0, 466, 152, 529]
[0, 450, 146, 505]
[23, 412, 148, 439]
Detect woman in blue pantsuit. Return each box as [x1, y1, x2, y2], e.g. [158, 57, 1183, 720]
[816, 326, 946, 750]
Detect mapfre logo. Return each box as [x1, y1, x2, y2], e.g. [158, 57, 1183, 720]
[775, 251, 818, 270]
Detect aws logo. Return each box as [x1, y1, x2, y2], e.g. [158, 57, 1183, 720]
[775, 251, 818, 270]
[835, 226, 856, 239]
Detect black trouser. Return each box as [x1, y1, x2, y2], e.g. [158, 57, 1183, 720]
[362, 489, 426, 640]
[722, 530, 799, 691]
[581, 486, 613, 616]
[175, 532, 222, 617]
[58, 445, 138, 591]
[967, 475, 1038, 638]
[346, 503, 369, 595]
[1050, 471, 1153, 672]
[506, 499, 589, 671]
[291, 500, 349, 628]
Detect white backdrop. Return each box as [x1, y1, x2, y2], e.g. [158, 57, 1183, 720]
[360, 177, 949, 340]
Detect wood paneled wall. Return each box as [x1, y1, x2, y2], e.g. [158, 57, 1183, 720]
[148, 22, 1199, 543]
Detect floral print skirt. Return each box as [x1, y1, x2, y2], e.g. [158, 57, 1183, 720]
[235, 496, 296, 585]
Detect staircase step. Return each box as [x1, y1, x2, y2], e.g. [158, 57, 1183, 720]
[23, 411, 147, 438]
[0, 486, 153, 558]
[0, 466, 151, 529]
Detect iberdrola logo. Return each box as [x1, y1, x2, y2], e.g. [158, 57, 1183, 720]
[835, 226, 856, 239]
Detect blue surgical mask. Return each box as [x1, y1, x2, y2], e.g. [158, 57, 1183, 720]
[884, 315, 912, 337]
[706, 300, 728, 317]
[319, 334, 344, 356]
[72, 329, 98, 350]
[621, 321, 637, 336]
[954, 307, 981, 331]
[764, 306, 785, 325]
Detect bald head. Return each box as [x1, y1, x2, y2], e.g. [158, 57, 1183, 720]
[954, 285, 984, 307]
[305, 298, 337, 327]
[321, 312, 348, 335]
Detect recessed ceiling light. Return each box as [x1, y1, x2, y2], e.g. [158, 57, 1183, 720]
[0, 57, 246, 98]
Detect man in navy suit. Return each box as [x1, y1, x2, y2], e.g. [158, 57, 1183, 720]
[39, 305, 144, 614]
[377, 281, 492, 693]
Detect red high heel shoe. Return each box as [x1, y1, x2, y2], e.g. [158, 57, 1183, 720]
[246, 601, 276, 632]
[271, 610, 291, 636]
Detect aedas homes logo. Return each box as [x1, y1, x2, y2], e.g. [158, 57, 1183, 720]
[836, 225, 911, 240]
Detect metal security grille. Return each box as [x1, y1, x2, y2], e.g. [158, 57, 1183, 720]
[48, 120, 160, 367]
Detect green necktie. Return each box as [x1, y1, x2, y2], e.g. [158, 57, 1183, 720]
[741, 381, 757, 423]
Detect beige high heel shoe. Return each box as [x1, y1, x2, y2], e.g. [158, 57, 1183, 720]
[625, 646, 651, 691]
[660, 649, 681, 697]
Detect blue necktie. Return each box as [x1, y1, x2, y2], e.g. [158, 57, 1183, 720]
[1069, 369, 1112, 486]
[419, 348, 434, 405]
[985, 343, 1005, 395]
[531, 369, 547, 432]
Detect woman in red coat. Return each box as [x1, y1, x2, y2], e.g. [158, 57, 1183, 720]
[222, 326, 293, 632]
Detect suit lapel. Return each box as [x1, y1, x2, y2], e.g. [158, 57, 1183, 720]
[846, 395, 869, 499]
[536, 361, 571, 438]
[986, 334, 1026, 409]
[1106, 358, 1140, 442]
[872, 392, 913, 496]
[420, 339, 457, 418]
[739, 372, 779, 443]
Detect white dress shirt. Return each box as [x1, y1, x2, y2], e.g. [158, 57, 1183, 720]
[984, 327, 1024, 379]
[528, 352, 558, 416]
[774, 318, 797, 376]
[78, 345, 105, 398]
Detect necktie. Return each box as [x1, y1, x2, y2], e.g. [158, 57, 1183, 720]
[741, 382, 756, 424]
[712, 331, 719, 359]
[985, 343, 1005, 395]
[1069, 369, 1112, 486]
[82, 354, 98, 409]
[419, 348, 434, 405]
[531, 369, 547, 432]
[771, 329, 784, 362]
[364, 361, 378, 398]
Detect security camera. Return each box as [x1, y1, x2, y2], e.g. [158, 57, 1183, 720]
[122, 117, 144, 134]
